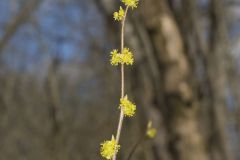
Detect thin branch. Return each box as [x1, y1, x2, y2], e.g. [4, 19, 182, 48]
[113, 6, 129, 160]
[0, 0, 41, 53]
[126, 135, 145, 160]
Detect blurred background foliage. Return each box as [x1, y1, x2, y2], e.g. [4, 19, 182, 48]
[0, 0, 240, 160]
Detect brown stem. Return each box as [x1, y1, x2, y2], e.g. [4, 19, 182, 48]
[126, 135, 146, 160]
[113, 6, 129, 160]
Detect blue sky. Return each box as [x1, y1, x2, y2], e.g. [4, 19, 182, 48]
[0, 0, 107, 74]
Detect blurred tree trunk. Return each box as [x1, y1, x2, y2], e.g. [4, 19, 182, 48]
[207, 1, 232, 160]
[45, 50, 62, 160]
[170, 0, 233, 160]
[136, 1, 208, 160]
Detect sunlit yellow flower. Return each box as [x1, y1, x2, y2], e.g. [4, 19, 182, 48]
[100, 136, 120, 160]
[114, 6, 125, 21]
[110, 48, 134, 66]
[120, 95, 136, 117]
[121, 47, 134, 65]
[122, 0, 139, 9]
[110, 49, 121, 65]
[146, 121, 157, 138]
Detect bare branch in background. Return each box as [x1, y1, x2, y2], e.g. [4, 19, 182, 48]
[0, 0, 42, 53]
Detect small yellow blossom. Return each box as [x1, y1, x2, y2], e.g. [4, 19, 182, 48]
[146, 121, 157, 138]
[110, 48, 134, 66]
[100, 136, 120, 160]
[120, 95, 136, 117]
[122, 0, 139, 9]
[121, 48, 134, 65]
[110, 49, 121, 65]
[114, 6, 125, 21]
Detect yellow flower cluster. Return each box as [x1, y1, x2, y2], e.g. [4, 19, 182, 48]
[120, 95, 136, 117]
[122, 0, 139, 9]
[113, 0, 138, 21]
[100, 136, 120, 160]
[110, 48, 134, 66]
[146, 121, 157, 138]
[114, 7, 125, 21]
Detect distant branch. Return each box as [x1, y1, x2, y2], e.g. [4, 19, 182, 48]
[0, 0, 42, 53]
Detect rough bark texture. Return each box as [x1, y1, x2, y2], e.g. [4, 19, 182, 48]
[137, 1, 208, 160]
